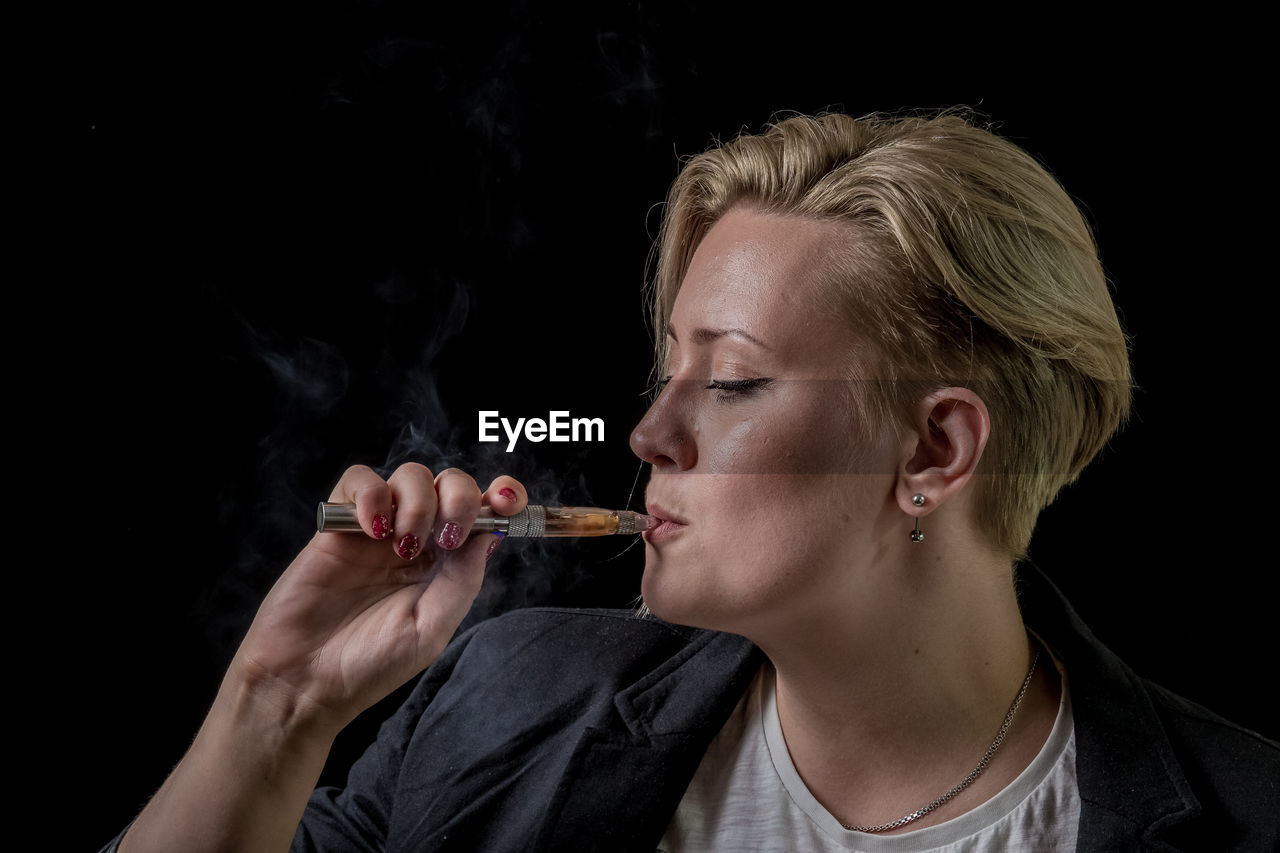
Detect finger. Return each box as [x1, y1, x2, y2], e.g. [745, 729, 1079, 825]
[483, 475, 528, 516]
[433, 468, 483, 551]
[387, 462, 437, 560]
[328, 465, 395, 540]
[422, 527, 498, 641]
[457, 526, 502, 579]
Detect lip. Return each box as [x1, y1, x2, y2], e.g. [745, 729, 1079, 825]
[642, 502, 688, 544]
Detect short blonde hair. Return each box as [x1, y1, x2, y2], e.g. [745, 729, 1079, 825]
[649, 111, 1132, 559]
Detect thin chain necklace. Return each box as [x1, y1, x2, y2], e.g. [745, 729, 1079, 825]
[840, 643, 1042, 834]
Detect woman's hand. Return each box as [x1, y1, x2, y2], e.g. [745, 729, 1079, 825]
[232, 462, 526, 739]
[119, 463, 524, 853]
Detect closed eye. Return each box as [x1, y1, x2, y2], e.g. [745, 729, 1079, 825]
[706, 377, 774, 402]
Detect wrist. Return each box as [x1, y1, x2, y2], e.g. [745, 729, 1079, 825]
[220, 655, 346, 753]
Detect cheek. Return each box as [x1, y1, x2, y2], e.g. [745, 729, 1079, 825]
[709, 401, 890, 563]
[694, 417, 859, 562]
[697, 390, 861, 477]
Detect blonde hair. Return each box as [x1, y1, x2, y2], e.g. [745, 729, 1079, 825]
[649, 111, 1131, 559]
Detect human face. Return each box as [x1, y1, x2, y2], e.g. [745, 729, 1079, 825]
[629, 207, 903, 639]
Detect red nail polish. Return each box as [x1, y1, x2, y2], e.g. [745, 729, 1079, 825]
[485, 537, 501, 561]
[438, 521, 463, 550]
[372, 514, 392, 540]
[499, 488, 516, 500]
[396, 534, 421, 560]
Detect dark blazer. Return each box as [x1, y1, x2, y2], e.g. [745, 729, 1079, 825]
[283, 566, 1278, 852]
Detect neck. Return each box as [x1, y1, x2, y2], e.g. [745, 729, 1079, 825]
[748, 540, 1060, 833]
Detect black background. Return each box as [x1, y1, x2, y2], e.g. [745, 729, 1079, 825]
[55, 4, 1274, 848]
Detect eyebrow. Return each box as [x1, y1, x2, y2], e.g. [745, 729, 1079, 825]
[665, 325, 772, 350]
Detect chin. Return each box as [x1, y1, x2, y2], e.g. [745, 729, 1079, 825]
[639, 564, 742, 635]
[639, 562, 701, 627]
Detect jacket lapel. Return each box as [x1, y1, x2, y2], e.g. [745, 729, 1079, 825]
[536, 628, 762, 851]
[1020, 566, 1201, 851]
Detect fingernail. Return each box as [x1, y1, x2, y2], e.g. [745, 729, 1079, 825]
[499, 488, 516, 500]
[372, 514, 392, 540]
[396, 534, 421, 560]
[437, 521, 463, 550]
[485, 537, 501, 561]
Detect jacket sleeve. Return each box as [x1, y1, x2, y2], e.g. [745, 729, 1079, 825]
[290, 621, 486, 853]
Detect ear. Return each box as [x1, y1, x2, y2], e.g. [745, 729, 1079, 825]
[895, 388, 991, 517]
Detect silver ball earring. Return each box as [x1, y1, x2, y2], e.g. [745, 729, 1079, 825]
[910, 494, 926, 542]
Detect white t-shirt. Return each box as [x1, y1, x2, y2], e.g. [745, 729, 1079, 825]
[658, 657, 1079, 852]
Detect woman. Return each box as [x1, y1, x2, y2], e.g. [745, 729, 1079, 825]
[107, 113, 1278, 851]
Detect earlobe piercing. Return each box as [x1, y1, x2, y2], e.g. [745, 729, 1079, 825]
[910, 494, 926, 543]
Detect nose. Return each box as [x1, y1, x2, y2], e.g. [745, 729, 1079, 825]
[629, 380, 697, 471]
